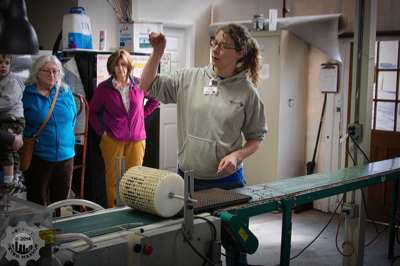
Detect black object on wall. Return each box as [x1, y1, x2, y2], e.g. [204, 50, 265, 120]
[63, 51, 159, 207]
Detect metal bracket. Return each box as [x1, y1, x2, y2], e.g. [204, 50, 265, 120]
[114, 156, 126, 207]
[182, 170, 197, 239]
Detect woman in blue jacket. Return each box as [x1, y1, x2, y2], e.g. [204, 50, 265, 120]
[23, 55, 77, 206]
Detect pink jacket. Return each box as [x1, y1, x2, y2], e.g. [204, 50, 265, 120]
[89, 77, 159, 141]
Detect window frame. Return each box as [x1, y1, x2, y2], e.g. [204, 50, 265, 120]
[372, 40, 400, 131]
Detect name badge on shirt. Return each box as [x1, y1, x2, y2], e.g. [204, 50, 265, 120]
[203, 86, 218, 95]
[203, 79, 218, 95]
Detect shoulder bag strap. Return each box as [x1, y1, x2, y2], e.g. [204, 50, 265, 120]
[33, 88, 60, 138]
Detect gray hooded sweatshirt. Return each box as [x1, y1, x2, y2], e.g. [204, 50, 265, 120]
[148, 65, 267, 180]
[0, 73, 24, 120]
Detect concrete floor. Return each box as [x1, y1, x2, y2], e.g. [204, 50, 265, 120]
[232, 209, 400, 266]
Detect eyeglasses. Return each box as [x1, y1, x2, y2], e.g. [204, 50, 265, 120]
[210, 39, 236, 50]
[40, 69, 60, 76]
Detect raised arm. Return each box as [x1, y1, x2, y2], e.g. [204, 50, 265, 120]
[140, 32, 166, 91]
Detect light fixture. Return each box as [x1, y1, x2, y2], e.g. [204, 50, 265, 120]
[0, 0, 39, 54]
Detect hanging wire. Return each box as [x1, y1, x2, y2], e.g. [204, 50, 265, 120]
[347, 143, 389, 248]
[349, 135, 370, 163]
[335, 215, 354, 257]
[287, 197, 345, 262]
[123, 0, 132, 23]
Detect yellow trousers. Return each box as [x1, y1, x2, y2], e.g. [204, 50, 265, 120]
[100, 134, 146, 208]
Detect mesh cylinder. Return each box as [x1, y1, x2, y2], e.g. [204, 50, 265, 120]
[119, 166, 184, 217]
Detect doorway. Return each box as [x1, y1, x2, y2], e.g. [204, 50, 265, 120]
[368, 39, 400, 222]
[158, 25, 194, 172]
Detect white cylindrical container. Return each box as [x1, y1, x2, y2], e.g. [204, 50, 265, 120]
[62, 7, 93, 50]
[119, 166, 184, 218]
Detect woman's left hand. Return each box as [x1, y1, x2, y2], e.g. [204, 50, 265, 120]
[217, 152, 239, 175]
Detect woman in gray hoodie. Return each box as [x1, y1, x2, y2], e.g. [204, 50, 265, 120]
[141, 23, 267, 192]
[141, 23, 266, 266]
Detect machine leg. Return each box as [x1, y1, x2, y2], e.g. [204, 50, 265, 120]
[389, 179, 399, 259]
[280, 199, 293, 266]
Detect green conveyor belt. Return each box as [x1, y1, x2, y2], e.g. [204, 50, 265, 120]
[227, 158, 400, 215]
[54, 208, 163, 237]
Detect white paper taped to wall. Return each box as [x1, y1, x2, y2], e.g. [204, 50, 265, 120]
[269, 9, 278, 31]
[261, 64, 270, 80]
[320, 64, 338, 93]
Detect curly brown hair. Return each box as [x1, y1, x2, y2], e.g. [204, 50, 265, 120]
[215, 24, 262, 86]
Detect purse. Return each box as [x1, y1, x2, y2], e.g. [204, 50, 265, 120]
[19, 88, 60, 171]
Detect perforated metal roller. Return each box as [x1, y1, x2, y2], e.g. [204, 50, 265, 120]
[119, 166, 184, 217]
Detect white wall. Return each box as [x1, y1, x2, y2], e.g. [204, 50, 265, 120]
[245, 32, 281, 184]
[211, 0, 283, 23]
[277, 32, 308, 179]
[133, 0, 210, 24]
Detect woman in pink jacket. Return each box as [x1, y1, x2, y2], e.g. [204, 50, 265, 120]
[89, 49, 159, 208]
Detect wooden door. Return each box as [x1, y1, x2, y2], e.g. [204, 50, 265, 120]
[368, 40, 400, 222]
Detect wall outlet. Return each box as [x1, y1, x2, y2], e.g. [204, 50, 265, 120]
[342, 203, 359, 219]
[347, 123, 363, 143]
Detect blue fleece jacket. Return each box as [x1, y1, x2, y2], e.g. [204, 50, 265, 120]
[23, 84, 77, 162]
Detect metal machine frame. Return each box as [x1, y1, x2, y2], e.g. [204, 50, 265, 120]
[52, 208, 221, 266]
[219, 157, 400, 266]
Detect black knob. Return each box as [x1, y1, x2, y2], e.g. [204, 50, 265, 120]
[133, 244, 142, 253]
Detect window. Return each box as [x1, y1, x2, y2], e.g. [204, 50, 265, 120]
[372, 40, 400, 131]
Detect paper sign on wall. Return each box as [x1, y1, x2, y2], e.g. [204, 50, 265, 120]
[96, 54, 111, 86]
[261, 64, 270, 80]
[132, 54, 150, 77]
[319, 63, 339, 93]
